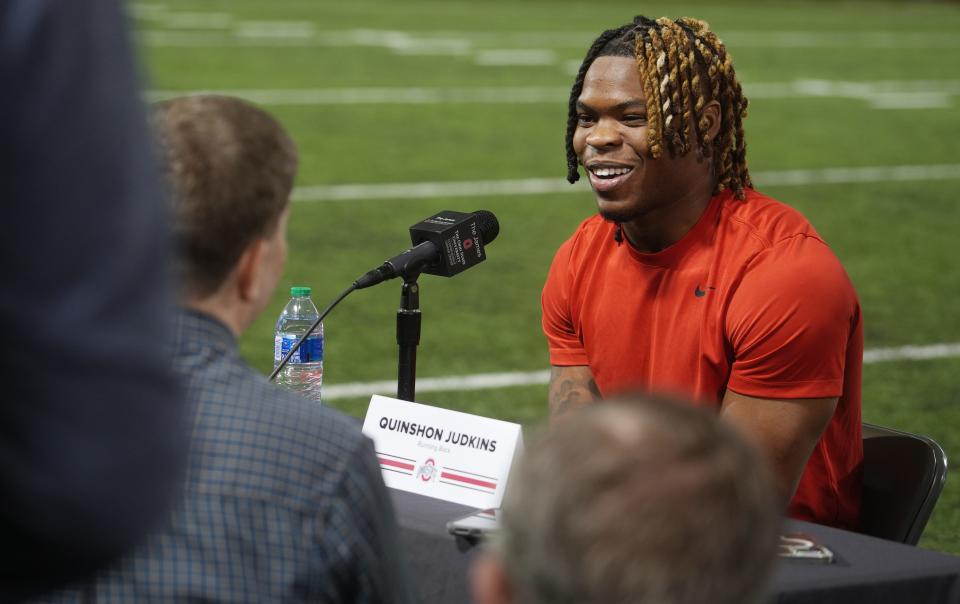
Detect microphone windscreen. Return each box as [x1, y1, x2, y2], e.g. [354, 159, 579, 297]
[472, 210, 500, 245]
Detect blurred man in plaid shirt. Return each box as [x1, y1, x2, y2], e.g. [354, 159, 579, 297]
[37, 94, 413, 603]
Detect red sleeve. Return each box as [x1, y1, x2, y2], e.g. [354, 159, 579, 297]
[541, 237, 589, 366]
[726, 234, 859, 399]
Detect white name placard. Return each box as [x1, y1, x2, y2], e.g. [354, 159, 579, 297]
[362, 395, 523, 509]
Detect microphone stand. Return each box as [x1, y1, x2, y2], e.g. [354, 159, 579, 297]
[396, 274, 422, 401]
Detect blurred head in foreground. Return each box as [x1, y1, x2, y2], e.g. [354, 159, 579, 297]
[153, 94, 298, 334]
[472, 397, 781, 604]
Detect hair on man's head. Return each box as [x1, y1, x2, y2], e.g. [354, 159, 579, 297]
[153, 95, 298, 297]
[498, 397, 780, 604]
[565, 16, 751, 199]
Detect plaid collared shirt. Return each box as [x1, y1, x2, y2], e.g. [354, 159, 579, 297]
[35, 309, 412, 603]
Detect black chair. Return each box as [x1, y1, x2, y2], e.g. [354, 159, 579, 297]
[859, 423, 948, 545]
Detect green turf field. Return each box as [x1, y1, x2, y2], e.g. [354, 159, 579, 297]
[134, 0, 960, 553]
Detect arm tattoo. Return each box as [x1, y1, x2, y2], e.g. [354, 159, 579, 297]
[549, 374, 601, 419]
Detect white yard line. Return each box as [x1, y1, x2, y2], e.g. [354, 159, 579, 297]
[754, 164, 960, 187]
[324, 370, 552, 400]
[862, 343, 960, 363]
[145, 87, 569, 105]
[235, 21, 316, 39]
[747, 79, 960, 109]
[474, 49, 557, 66]
[457, 30, 960, 49]
[750, 79, 960, 96]
[139, 29, 474, 54]
[290, 164, 960, 203]
[162, 12, 233, 30]
[146, 80, 960, 107]
[129, 3, 168, 20]
[292, 177, 577, 202]
[724, 31, 960, 49]
[323, 343, 960, 400]
[138, 27, 960, 49]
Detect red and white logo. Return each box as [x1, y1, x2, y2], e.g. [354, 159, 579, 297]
[417, 458, 438, 482]
[463, 238, 474, 250]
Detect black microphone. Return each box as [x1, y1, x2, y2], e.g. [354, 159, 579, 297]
[354, 210, 500, 289]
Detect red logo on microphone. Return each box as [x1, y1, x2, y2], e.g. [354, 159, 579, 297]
[463, 238, 474, 250]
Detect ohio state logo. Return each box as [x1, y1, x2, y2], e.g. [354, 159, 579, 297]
[417, 458, 438, 482]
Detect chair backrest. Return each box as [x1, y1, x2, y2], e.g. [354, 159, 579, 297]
[859, 423, 948, 545]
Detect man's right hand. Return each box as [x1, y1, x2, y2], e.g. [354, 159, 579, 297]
[548, 365, 602, 423]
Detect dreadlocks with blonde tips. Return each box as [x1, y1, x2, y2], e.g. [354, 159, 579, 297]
[565, 16, 752, 200]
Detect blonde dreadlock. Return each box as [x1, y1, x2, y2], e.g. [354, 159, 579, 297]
[565, 16, 752, 200]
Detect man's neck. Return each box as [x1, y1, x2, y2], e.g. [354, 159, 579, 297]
[183, 292, 249, 338]
[620, 184, 715, 254]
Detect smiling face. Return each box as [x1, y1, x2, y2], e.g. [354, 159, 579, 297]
[573, 56, 715, 227]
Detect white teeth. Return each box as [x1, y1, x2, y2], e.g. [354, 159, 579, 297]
[591, 166, 633, 177]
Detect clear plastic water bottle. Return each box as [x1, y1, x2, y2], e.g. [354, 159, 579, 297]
[273, 286, 324, 402]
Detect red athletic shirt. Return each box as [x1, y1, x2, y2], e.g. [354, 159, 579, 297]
[542, 188, 863, 530]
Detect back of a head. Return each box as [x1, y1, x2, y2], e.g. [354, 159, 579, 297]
[500, 398, 780, 604]
[152, 95, 298, 297]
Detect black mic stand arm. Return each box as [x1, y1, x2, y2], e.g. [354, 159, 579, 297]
[396, 275, 422, 402]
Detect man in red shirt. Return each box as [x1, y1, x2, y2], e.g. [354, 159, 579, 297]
[542, 16, 863, 529]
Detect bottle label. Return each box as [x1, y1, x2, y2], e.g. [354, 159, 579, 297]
[275, 334, 324, 364]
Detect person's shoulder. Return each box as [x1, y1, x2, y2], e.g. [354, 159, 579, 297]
[556, 214, 612, 259]
[571, 213, 609, 238]
[720, 188, 825, 249]
[242, 373, 367, 451]
[720, 188, 856, 303]
[725, 191, 857, 309]
[187, 363, 371, 488]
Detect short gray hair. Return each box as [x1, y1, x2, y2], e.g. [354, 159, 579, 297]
[498, 398, 780, 604]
